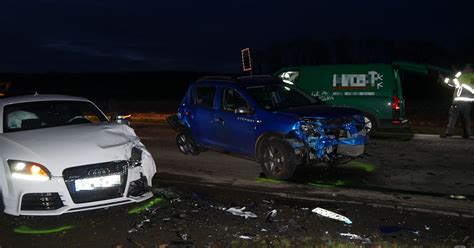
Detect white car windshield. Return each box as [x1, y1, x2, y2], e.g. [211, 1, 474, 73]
[3, 100, 108, 133]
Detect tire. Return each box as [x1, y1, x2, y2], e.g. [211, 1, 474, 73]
[362, 114, 377, 136]
[176, 131, 199, 155]
[259, 139, 297, 180]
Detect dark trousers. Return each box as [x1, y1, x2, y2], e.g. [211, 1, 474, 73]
[446, 102, 471, 136]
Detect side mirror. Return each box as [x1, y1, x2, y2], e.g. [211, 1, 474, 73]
[112, 113, 131, 126]
[234, 106, 253, 115]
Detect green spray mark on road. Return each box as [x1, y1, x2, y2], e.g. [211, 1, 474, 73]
[128, 197, 163, 215]
[256, 177, 287, 184]
[308, 182, 337, 188]
[14, 225, 74, 234]
[348, 161, 376, 172]
[308, 179, 349, 188]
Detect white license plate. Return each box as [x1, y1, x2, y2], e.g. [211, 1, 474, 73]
[75, 174, 121, 191]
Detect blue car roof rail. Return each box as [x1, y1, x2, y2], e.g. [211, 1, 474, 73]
[237, 75, 276, 80]
[197, 76, 236, 82]
[195, 75, 283, 87]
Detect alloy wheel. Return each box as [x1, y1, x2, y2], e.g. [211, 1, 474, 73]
[177, 133, 195, 155]
[263, 145, 285, 176]
[363, 116, 372, 133]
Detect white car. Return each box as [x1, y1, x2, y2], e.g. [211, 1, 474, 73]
[0, 94, 156, 216]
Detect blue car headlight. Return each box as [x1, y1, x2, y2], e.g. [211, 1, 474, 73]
[298, 119, 323, 137]
[8, 160, 51, 181]
[300, 124, 315, 134]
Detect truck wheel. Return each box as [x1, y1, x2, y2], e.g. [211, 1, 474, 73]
[176, 131, 199, 155]
[363, 114, 377, 136]
[259, 139, 296, 180]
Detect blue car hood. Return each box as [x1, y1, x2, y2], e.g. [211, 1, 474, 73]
[274, 105, 360, 119]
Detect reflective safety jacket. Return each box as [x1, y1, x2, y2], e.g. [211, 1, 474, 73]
[452, 73, 474, 102]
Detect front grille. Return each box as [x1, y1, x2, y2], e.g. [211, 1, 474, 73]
[21, 193, 64, 211]
[63, 161, 128, 204]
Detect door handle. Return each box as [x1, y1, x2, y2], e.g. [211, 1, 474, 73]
[214, 117, 224, 125]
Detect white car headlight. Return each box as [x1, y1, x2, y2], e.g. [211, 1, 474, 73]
[8, 160, 51, 181]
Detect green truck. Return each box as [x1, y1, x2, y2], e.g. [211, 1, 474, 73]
[276, 63, 449, 134]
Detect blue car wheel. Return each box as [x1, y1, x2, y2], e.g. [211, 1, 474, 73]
[260, 139, 296, 180]
[176, 131, 199, 155]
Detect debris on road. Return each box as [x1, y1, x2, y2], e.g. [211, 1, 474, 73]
[340, 232, 371, 243]
[119, 184, 473, 247]
[177, 232, 188, 241]
[449, 194, 467, 200]
[225, 207, 257, 219]
[239, 235, 252, 240]
[128, 218, 151, 233]
[312, 207, 352, 224]
[265, 209, 277, 222]
[463, 236, 470, 243]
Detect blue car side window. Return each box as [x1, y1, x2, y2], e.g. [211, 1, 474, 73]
[192, 86, 216, 108]
[221, 88, 249, 113]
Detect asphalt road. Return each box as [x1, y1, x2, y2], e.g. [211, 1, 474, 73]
[0, 123, 472, 247]
[137, 123, 474, 215]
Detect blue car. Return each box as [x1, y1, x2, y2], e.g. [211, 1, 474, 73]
[168, 76, 368, 179]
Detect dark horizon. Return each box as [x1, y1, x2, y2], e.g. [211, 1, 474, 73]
[1, 0, 474, 73]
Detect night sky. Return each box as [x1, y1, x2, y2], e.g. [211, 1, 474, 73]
[1, 0, 473, 73]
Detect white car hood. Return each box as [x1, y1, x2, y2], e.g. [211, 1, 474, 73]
[0, 123, 140, 176]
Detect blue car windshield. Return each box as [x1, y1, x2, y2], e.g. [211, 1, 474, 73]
[246, 84, 321, 110]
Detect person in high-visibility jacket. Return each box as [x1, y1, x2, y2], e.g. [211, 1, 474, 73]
[440, 65, 474, 138]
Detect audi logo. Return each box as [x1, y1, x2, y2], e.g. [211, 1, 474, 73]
[87, 167, 111, 177]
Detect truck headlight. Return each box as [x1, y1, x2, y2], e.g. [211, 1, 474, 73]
[8, 160, 51, 181]
[279, 71, 299, 85]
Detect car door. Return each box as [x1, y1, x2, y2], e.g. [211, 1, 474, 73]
[214, 87, 257, 156]
[187, 85, 218, 146]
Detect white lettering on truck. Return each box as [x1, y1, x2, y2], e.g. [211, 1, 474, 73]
[333, 71, 384, 90]
[311, 91, 334, 101]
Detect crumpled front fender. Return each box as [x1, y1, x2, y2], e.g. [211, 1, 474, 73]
[290, 117, 367, 160]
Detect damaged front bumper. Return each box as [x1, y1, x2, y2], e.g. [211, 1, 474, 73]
[288, 117, 368, 164]
[5, 146, 156, 216]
